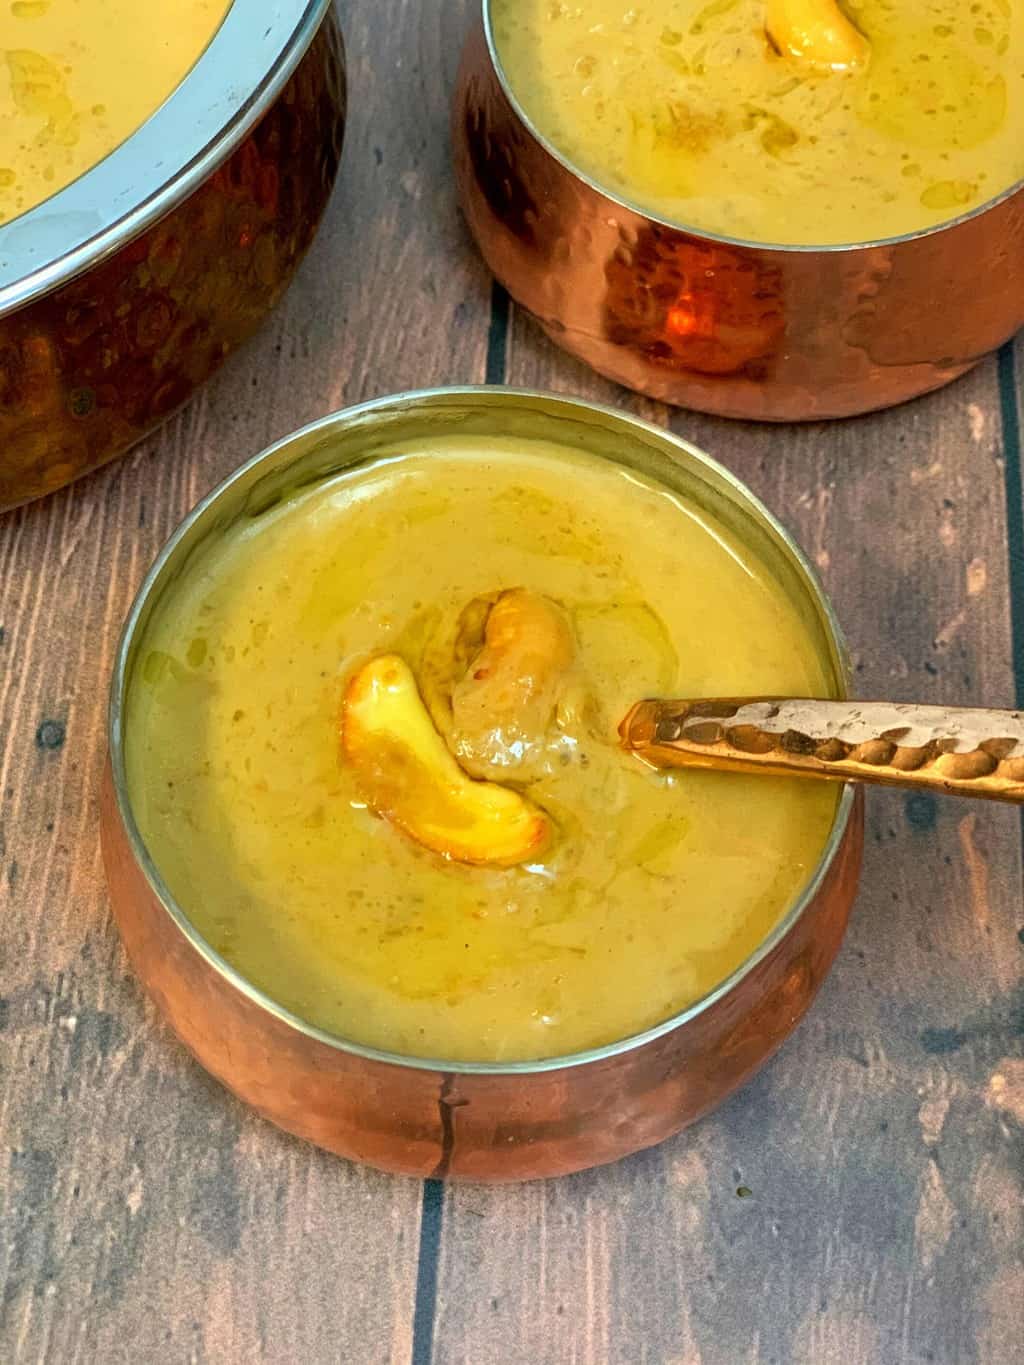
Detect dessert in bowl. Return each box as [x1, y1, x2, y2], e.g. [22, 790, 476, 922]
[493, 0, 1022, 247]
[0, 0, 346, 510]
[452, 0, 1024, 419]
[1, 0, 231, 225]
[102, 390, 863, 1180]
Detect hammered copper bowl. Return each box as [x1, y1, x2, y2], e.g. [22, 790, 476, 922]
[100, 388, 864, 1182]
[452, 2, 1024, 422]
[0, 0, 346, 511]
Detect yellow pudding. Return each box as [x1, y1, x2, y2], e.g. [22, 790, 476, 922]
[0, 0, 231, 225]
[491, 0, 1024, 245]
[126, 435, 839, 1062]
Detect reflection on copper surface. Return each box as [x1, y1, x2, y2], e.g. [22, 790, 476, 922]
[460, 79, 542, 253]
[604, 227, 785, 379]
[452, 7, 1024, 422]
[0, 18, 346, 511]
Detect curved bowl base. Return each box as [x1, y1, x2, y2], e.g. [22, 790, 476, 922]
[101, 761, 863, 1183]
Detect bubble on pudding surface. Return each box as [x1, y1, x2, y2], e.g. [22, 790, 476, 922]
[920, 179, 979, 212]
[489, 0, 1024, 244]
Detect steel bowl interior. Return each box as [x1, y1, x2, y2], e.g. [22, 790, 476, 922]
[108, 387, 856, 1077]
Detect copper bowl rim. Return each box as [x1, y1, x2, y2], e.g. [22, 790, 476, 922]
[106, 386, 856, 1077]
[476, 0, 1024, 255]
[0, 0, 333, 317]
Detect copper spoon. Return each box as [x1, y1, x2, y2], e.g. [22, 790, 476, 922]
[619, 698, 1024, 803]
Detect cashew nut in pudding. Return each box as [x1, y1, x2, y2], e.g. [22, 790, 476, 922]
[765, 0, 869, 71]
[341, 653, 550, 868]
[448, 589, 583, 780]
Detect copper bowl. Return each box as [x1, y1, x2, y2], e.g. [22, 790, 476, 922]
[0, 0, 346, 512]
[100, 388, 864, 1181]
[452, 3, 1024, 422]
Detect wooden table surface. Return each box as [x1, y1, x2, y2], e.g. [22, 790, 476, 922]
[2, 3, 1023, 1361]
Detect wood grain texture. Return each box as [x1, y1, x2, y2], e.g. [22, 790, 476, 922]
[1, 2, 1023, 1362]
[0, 2, 486, 1361]
[431, 317, 1024, 1364]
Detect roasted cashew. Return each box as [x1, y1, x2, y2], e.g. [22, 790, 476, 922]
[765, 0, 869, 71]
[342, 654, 550, 867]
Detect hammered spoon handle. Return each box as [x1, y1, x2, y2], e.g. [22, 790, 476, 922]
[619, 698, 1024, 803]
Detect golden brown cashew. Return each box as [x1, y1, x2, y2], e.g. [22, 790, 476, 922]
[449, 589, 578, 777]
[765, 0, 869, 70]
[341, 654, 550, 867]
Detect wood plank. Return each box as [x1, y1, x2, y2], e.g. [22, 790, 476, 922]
[431, 318, 1024, 1364]
[2, 0, 1022, 1358]
[0, 1, 488, 1359]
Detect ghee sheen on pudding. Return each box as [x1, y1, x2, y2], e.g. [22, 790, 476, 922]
[0, 0, 231, 224]
[491, 0, 1024, 246]
[126, 436, 839, 1063]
